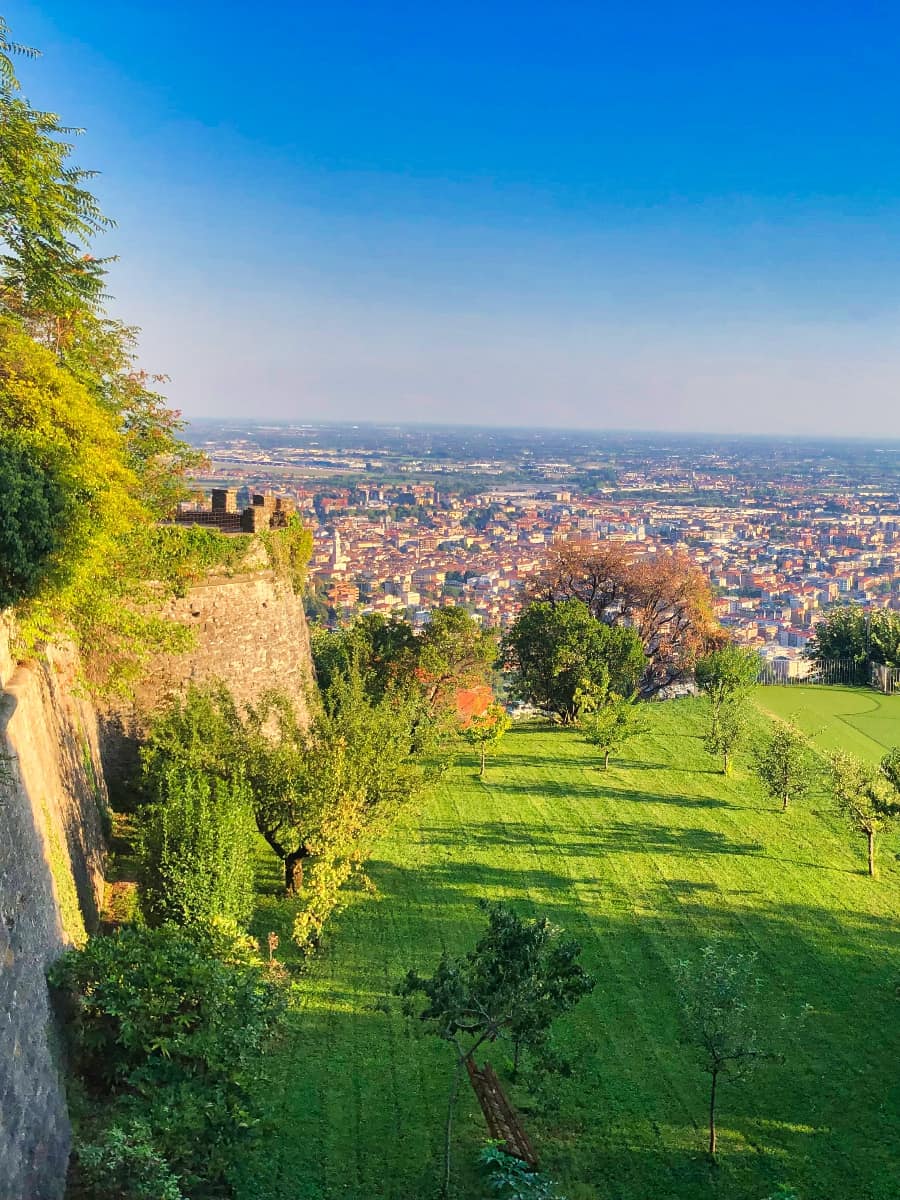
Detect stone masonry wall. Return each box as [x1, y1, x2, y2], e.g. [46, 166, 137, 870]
[99, 564, 316, 795]
[0, 560, 315, 1198]
[0, 622, 108, 1200]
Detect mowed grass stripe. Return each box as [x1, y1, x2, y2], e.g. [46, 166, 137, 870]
[755, 684, 900, 763]
[245, 697, 900, 1200]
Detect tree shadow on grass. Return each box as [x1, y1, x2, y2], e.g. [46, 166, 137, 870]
[604, 760, 731, 775]
[483, 779, 752, 811]
[249, 884, 900, 1200]
[418, 819, 765, 861]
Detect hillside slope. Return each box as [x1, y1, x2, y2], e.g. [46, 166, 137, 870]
[246, 699, 900, 1200]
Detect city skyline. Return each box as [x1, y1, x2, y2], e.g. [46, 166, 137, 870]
[7, 1, 900, 436]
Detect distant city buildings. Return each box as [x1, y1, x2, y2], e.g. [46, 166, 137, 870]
[179, 426, 900, 652]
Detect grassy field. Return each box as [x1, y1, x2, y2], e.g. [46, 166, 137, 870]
[244, 698, 900, 1200]
[754, 684, 900, 763]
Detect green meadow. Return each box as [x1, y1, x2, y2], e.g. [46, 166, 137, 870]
[755, 684, 900, 764]
[245, 697, 900, 1200]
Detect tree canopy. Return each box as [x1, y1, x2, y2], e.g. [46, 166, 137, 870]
[503, 598, 646, 723]
[808, 605, 900, 671]
[528, 542, 724, 694]
[0, 21, 215, 686]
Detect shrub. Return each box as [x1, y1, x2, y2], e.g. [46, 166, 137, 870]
[140, 683, 241, 794]
[50, 924, 284, 1194]
[137, 763, 256, 929]
[70, 1121, 185, 1200]
[479, 1143, 566, 1199]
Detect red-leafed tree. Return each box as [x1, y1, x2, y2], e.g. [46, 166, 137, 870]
[528, 542, 724, 695]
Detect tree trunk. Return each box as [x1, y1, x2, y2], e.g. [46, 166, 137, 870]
[722, 751, 729, 775]
[603, 749, 610, 770]
[442, 1055, 464, 1199]
[513, 1039, 521, 1078]
[480, 746, 486, 777]
[781, 792, 789, 812]
[867, 828, 876, 877]
[284, 848, 308, 894]
[708, 1067, 719, 1159]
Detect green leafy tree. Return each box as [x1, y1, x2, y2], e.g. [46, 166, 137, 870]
[465, 702, 511, 776]
[311, 612, 418, 701]
[580, 694, 648, 770]
[71, 1121, 186, 1200]
[869, 610, 900, 668]
[0, 19, 203, 685]
[137, 763, 256, 930]
[829, 751, 899, 877]
[676, 941, 787, 1159]
[752, 719, 819, 812]
[696, 645, 759, 775]
[0, 23, 109, 318]
[244, 667, 432, 917]
[704, 695, 749, 776]
[504, 599, 646, 724]
[57, 313, 204, 519]
[397, 902, 593, 1197]
[809, 606, 900, 672]
[807, 606, 868, 668]
[418, 605, 499, 715]
[140, 683, 241, 793]
[695, 644, 760, 707]
[528, 542, 724, 695]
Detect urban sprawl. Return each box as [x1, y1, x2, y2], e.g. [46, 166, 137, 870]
[181, 423, 900, 677]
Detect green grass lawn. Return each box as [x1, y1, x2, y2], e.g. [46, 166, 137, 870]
[243, 699, 900, 1200]
[754, 684, 900, 763]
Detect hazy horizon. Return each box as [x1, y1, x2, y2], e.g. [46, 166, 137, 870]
[184, 416, 900, 447]
[8, 1, 900, 437]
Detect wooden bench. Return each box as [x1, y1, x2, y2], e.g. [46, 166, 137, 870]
[465, 1057, 538, 1169]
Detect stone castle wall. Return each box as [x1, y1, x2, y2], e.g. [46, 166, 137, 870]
[0, 559, 315, 1198]
[0, 624, 108, 1200]
[99, 564, 316, 794]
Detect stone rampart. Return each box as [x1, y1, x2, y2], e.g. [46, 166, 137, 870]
[0, 623, 108, 1200]
[99, 563, 315, 795]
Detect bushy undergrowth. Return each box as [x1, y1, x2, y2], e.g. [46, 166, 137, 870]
[50, 923, 285, 1199]
[137, 763, 256, 929]
[69, 1121, 186, 1200]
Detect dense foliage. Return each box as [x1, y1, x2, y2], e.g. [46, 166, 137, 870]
[0, 436, 69, 607]
[503, 598, 646, 722]
[313, 606, 498, 715]
[50, 924, 284, 1198]
[808, 605, 900, 672]
[69, 1121, 186, 1200]
[527, 542, 725, 693]
[479, 1144, 566, 1200]
[140, 668, 438, 949]
[0, 21, 210, 687]
[137, 763, 256, 930]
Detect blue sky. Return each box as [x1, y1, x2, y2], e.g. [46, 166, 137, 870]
[6, 0, 900, 434]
